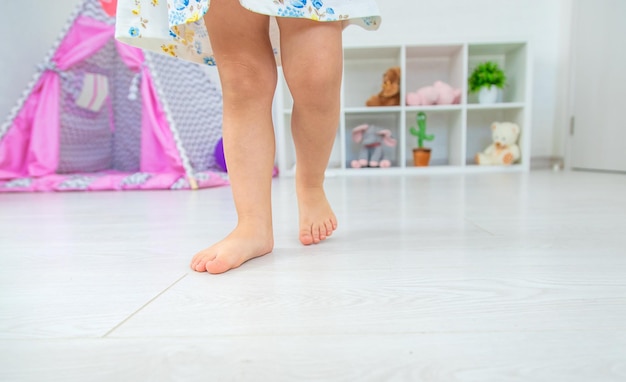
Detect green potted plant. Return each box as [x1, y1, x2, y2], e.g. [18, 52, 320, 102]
[409, 112, 434, 166]
[468, 61, 507, 104]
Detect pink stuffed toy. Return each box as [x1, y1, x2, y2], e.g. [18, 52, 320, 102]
[406, 81, 462, 106]
[433, 81, 462, 105]
[406, 85, 438, 106]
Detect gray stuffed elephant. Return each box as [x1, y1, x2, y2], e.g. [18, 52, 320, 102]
[351, 124, 397, 168]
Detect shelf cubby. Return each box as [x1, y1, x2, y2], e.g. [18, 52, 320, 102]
[405, 109, 464, 167]
[466, 107, 526, 166]
[405, 44, 466, 105]
[343, 47, 402, 109]
[468, 43, 528, 104]
[345, 111, 401, 169]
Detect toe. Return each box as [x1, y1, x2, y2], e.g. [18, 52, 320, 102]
[206, 256, 233, 274]
[191, 250, 216, 272]
[194, 261, 208, 272]
[311, 224, 321, 244]
[324, 220, 334, 236]
[190, 256, 203, 271]
[194, 256, 212, 272]
[190, 253, 201, 269]
[319, 225, 327, 241]
[300, 228, 314, 245]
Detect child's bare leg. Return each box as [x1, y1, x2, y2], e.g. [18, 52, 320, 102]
[191, 0, 276, 274]
[276, 18, 343, 245]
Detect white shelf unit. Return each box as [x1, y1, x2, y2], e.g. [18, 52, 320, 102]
[274, 42, 532, 176]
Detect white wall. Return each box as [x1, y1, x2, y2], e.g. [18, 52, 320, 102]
[0, 0, 83, 126]
[0, 0, 571, 158]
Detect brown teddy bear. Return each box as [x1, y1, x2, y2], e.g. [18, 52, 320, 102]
[366, 67, 401, 107]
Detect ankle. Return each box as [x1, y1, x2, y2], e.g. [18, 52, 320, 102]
[296, 179, 325, 193]
[296, 172, 325, 188]
[236, 216, 273, 232]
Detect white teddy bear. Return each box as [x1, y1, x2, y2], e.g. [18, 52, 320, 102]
[475, 122, 521, 165]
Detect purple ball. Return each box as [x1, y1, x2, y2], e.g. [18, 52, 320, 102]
[214, 138, 227, 172]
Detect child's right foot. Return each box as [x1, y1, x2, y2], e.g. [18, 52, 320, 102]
[190, 222, 273, 274]
[296, 185, 338, 245]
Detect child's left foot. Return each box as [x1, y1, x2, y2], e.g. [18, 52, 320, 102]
[297, 186, 337, 245]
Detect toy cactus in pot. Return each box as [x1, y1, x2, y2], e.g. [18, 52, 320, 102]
[409, 112, 434, 166]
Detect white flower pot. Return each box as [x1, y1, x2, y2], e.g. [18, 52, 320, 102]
[478, 86, 499, 104]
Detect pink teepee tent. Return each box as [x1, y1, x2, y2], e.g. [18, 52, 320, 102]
[0, 0, 228, 192]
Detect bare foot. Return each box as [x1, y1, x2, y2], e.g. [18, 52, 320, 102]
[190, 221, 273, 274]
[297, 186, 337, 245]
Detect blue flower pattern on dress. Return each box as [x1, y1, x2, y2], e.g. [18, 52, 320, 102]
[129, 26, 140, 37]
[173, 0, 189, 11]
[362, 16, 376, 26]
[120, 0, 379, 64]
[273, 0, 345, 21]
[277, 6, 305, 18]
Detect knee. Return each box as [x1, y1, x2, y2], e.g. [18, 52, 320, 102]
[219, 60, 277, 105]
[285, 63, 342, 108]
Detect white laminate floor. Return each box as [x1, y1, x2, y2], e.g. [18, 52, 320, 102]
[1, 170, 626, 381]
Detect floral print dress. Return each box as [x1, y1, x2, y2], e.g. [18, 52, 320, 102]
[116, 0, 381, 66]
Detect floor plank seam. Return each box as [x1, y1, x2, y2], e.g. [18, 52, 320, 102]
[101, 273, 188, 338]
[464, 218, 496, 236]
[3, 328, 626, 342]
[96, 328, 626, 340]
